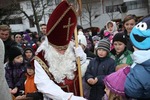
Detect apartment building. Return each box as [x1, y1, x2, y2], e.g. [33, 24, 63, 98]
[0, 0, 149, 32]
[80, 0, 148, 29]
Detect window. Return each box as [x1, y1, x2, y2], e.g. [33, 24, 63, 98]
[29, 16, 34, 28]
[34, 0, 40, 8]
[9, 18, 23, 24]
[47, 0, 53, 6]
[126, 0, 148, 10]
[106, 5, 120, 13]
[37, 15, 42, 21]
[55, 0, 61, 5]
[26, 2, 31, 9]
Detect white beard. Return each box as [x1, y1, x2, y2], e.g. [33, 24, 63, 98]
[40, 41, 77, 83]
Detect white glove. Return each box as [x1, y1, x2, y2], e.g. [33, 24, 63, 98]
[70, 95, 87, 100]
[74, 45, 87, 64]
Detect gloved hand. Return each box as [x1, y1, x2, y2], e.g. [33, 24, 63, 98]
[70, 95, 87, 100]
[74, 45, 87, 64]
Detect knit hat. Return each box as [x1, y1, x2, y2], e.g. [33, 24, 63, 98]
[23, 46, 35, 56]
[77, 25, 83, 32]
[113, 33, 127, 45]
[92, 35, 100, 41]
[8, 46, 22, 62]
[103, 67, 130, 96]
[14, 33, 22, 39]
[96, 39, 110, 52]
[130, 15, 150, 50]
[78, 31, 87, 47]
[26, 63, 34, 69]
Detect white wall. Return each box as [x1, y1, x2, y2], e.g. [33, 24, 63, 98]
[9, 0, 149, 32]
[10, 24, 24, 32]
[80, 0, 148, 30]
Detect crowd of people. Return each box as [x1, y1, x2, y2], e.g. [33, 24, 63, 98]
[0, 0, 150, 100]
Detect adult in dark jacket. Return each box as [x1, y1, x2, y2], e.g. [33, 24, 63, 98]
[85, 39, 116, 100]
[0, 25, 17, 63]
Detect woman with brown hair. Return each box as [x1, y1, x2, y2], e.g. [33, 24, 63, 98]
[123, 14, 137, 52]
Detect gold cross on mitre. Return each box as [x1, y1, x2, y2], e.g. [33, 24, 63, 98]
[63, 17, 74, 40]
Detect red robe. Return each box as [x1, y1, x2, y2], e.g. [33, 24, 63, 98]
[33, 51, 80, 96]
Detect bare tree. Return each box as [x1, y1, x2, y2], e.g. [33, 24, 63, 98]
[18, 0, 53, 33]
[0, 0, 53, 33]
[0, 0, 19, 24]
[82, 0, 101, 27]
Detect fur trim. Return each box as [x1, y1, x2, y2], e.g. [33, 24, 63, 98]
[106, 21, 117, 33]
[81, 59, 90, 77]
[37, 37, 76, 83]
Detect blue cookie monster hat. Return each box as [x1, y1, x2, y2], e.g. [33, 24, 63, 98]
[130, 15, 150, 50]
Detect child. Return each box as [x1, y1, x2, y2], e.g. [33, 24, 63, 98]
[104, 21, 118, 50]
[92, 35, 100, 54]
[5, 46, 26, 97]
[23, 46, 35, 64]
[103, 66, 130, 100]
[110, 33, 133, 71]
[78, 31, 96, 59]
[78, 31, 95, 99]
[16, 63, 43, 100]
[125, 15, 150, 99]
[85, 39, 116, 100]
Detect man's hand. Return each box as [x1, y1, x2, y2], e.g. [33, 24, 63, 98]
[74, 46, 87, 64]
[69, 95, 87, 100]
[68, 94, 72, 100]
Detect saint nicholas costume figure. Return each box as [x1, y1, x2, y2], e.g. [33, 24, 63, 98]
[32, 1, 87, 100]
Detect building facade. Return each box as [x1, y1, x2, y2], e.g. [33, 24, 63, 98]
[80, 0, 148, 29]
[0, 0, 149, 32]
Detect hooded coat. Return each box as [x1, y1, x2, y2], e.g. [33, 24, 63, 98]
[125, 50, 150, 99]
[85, 55, 116, 100]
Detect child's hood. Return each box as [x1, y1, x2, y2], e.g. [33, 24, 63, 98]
[106, 21, 118, 33]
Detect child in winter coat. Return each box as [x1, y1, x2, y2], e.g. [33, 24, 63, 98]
[85, 39, 116, 100]
[104, 21, 118, 50]
[16, 63, 43, 100]
[125, 15, 150, 99]
[25, 63, 37, 94]
[23, 46, 35, 64]
[110, 33, 133, 71]
[5, 46, 26, 97]
[103, 66, 131, 100]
